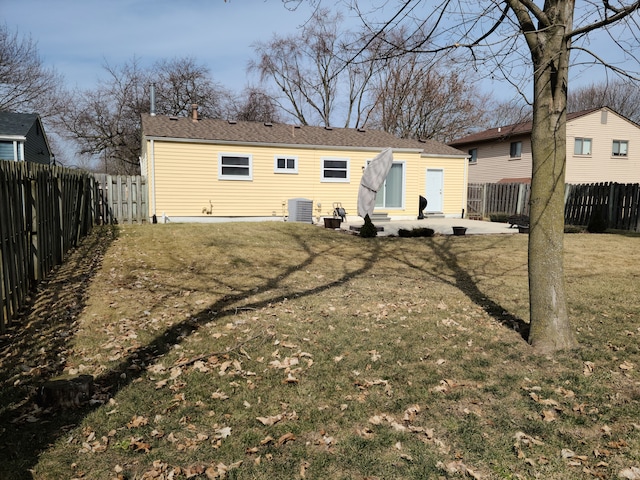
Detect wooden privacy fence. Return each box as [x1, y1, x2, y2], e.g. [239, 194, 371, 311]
[92, 174, 147, 225]
[468, 181, 640, 231]
[467, 183, 531, 219]
[0, 161, 148, 331]
[565, 182, 640, 231]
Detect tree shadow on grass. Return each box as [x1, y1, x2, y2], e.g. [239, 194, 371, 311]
[390, 235, 530, 340]
[0, 225, 119, 479]
[0, 225, 380, 478]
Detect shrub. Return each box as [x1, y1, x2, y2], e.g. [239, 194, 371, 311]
[587, 208, 608, 233]
[359, 214, 378, 238]
[489, 213, 509, 223]
[398, 227, 435, 238]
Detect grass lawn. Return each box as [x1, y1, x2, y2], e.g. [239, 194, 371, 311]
[1, 222, 639, 480]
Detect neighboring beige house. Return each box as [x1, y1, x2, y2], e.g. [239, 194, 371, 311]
[140, 110, 469, 222]
[449, 107, 640, 184]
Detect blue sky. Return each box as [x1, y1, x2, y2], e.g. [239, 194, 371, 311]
[4, 0, 322, 91]
[4, 0, 635, 106]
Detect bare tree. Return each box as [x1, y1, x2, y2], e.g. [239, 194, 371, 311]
[364, 29, 489, 142]
[153, 57, 233, 118]
[485, 97, 533, 128]
[250, 7, 373, 127]
[59, 56, 233, 174]
[347, 0, 640, 352]
[229, 87, 282, 122]
[0, 25, 65, 117]
[569, 78, 640, 122]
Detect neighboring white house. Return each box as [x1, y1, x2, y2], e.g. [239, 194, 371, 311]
[449, 107, 640, 184]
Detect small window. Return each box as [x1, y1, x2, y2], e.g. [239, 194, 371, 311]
[219, 153, 252, 180]
[612, 140, 628, 157]
[574, 138, 592, 155]
[468, 148, 477, 164]
[509, 141, 522, 159]
[322, 158, 349, 182]
[0, 141, 14, 161]
[274, 156, 298, 174]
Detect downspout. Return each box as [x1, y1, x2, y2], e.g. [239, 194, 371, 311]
[150, 139, 156, 218]
[462, 155, 469, 219]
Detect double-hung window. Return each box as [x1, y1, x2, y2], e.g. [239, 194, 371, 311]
[509, 141, 522, 159]
[321, 158, 349, 182]
[219, 153, 252, 180]
[274, 156, 298, 173]
[612, 140, 628, 157]
[574, 138, 592, 155]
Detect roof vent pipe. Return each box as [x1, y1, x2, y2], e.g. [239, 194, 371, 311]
[150, 83, 156, 116]
[191, 104, 198, 122]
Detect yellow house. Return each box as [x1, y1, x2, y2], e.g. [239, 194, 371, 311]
[140, 111, 469, 222]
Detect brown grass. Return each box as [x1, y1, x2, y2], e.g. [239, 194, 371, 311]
[1, 222, 639, 479]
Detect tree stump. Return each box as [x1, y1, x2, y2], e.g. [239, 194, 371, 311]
[37, 375, 94, 409]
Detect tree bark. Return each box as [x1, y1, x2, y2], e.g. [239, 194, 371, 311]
[525, 2, 577, 352]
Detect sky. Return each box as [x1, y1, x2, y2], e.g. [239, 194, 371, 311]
[3, 0, 635, 116]
[3, 0, 325, 92]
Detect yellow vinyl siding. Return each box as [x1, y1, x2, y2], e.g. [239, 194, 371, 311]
[147, 139, 467, 220]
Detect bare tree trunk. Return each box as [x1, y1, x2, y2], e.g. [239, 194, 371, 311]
[526, 9, 577, 352]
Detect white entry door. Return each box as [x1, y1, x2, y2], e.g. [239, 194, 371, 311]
[425, 169, 444, 213]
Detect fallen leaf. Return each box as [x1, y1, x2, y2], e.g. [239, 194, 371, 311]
[300, 460, 311, 478]
[277, 432, 296, 446]
[619, 467, 640, 480]
[256, 414, 283, 426]
[583, 361, 595, 376]
[127, 415, 149, 429]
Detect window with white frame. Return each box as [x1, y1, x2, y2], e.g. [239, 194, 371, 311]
[374, 162, 404, 209]
[574, 138, 592, 155]
[274, 155, 298, 173]
[468, 148, 478, 164]
[321, 158, 349, 182]
[219, 153, 252, 180]
[612, 140, 628, 157]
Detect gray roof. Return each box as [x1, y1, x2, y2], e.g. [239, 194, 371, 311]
[141, 114, 466, 157]
[0, 111, 40, 137]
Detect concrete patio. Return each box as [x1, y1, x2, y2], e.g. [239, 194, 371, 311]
[336, 216, 522, 236]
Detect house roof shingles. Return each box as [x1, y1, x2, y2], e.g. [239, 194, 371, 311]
[448, 107, 603, 147]
[0, 112, 39, 137]
[141, 114, 466, 157]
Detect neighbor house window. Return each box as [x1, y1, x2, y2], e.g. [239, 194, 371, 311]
[321, 158, 349, 182]
[574, 138, 592, 155]
[274, 155, 298, 173]
[219, 153, 252, 180]
[509, 141, 522, 159]
[612, 140, 628, 157]
[0, 141, 14, 161]
[468, 148, 478, 164]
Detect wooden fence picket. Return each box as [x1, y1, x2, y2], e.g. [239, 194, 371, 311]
[469, 181, 639, 231]
[0, 161, 148, 330]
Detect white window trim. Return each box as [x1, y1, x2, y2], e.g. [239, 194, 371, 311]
[274, 155, 298, 174]
[612, 140, 628, 157]
[321, 157, 350, 183]
[218, 153, 252, 180]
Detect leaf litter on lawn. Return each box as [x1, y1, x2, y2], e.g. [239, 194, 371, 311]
[4, 222, 639, 480]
